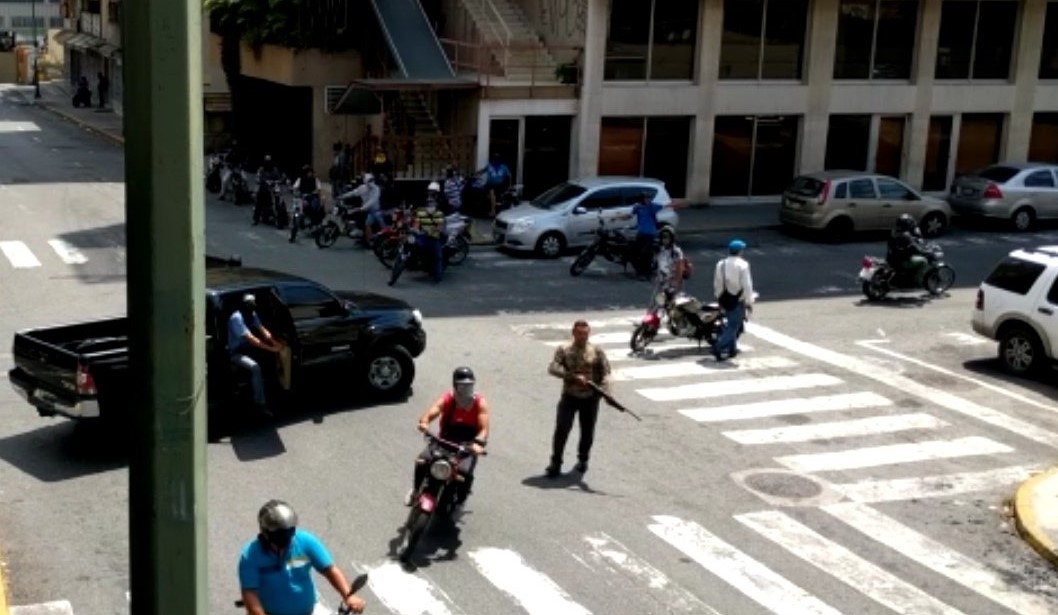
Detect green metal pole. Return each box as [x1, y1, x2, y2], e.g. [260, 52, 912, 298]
[124, 0, 207, 609]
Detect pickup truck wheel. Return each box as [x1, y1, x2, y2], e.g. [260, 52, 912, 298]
[365, 345, 415, 398]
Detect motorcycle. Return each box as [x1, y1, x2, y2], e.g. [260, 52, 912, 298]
[859, 242, 955, 301]
[252, 179, 289, 229]
[570, 217, 672, 277]
[223, 163, 253, 205]
[400, 432, 483, 562]
[443, 213, 472, 266]
[315, 200, 364, 248]
[288, 194, 324, 243]
[631, 285, 726, 352]
[387, 231, 458, 286]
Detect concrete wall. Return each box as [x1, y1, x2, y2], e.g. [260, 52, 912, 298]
[0, 51, 15, 83]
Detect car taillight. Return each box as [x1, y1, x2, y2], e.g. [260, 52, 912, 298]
[861, 256, 873, 268]
[982, 183, 1003, 199]
[76, 364, 97, 395]
[975, 288, 983, 310]
[818, 180, 831, 206]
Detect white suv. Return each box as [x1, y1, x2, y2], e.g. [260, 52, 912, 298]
[973, 246, 1058, 376]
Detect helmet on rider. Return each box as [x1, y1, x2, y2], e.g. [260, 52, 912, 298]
[363, 172, 374, 184]
[659, 229, 675, 247]
[427, 181, 441, 193]
[258, 499, 298, 549]
[452, 366, 476, 404]
[895, 213, 917, 232]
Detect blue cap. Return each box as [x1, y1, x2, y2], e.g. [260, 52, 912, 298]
[728, 239, 746, 252]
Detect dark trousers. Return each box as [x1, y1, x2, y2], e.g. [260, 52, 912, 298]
[551, 394, 600, 465]
[633, 233, 656, 275]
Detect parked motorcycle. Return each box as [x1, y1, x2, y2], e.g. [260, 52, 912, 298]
[400, 432, 483, 562]
[223, 163, 253, 205]
[315, 201, 364, 248]
[859, 242, 955, 300]
[631, 286, 726, 352]
[570, 216, 672, 277]
[387, 231, 458, 286]
[443, 213, 472, 266]
[252, 179, 289, 229]
[288, 195, 324, 243]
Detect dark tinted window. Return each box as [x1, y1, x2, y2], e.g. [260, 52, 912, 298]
[848, 178, 877, 198]
[978, 165, 1020, 183]
[877, 178, 913, 199]
[531, 183, 587, 208]
[1025, 170, 1056, 188]
[835, 182, 848, 198]
[580, 187, 627, 209]
[621, 187, 659, 204]
[278, 284, 342, 320]
[1048, 276, 1058, 305]
[787, 176, 825, 197]
[985, 257, 1046, 295]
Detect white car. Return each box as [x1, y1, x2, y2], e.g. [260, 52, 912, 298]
[492, 177, 679, 258]
[972, 246, 1058, 377]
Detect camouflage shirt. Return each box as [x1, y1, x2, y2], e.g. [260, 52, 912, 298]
[548, 342, 611, 399]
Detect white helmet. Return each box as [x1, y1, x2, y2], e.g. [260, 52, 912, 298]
[427, 181, 440, 192]
[363, 172, 374, 184]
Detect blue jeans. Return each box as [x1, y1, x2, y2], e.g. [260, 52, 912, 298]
[715, 302, 745, 357]
[417, 234, 443, 280]
[231, 353, 265, 407]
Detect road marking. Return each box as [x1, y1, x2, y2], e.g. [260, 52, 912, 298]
[512, 316, 641, 333]
[776, 436, 1013, 473]
[832, 465, 1039, 503]
[748, 323, 1058, 448]
[964, 236, 994, 245]
[942, 332, 988, 345]
[736, 510, 965, 615]
[648, 515, 840, 615]
[0, 241, 42, 268]
[47, 239, 88, 265]
[543, 331, 635, 346]
[824, 502, 1058, 614]
[679, 392, 893, 422]
[10, 601, 75, 615]
[469, 547, 592, 615]
[579, 533, 722, 614]
[638, 373, 843, 402]
[723, 413, 949, 445]
[857, 340, 1058, 414]
[360, 560, 465, 615]
[490, 259, 541, 267]
[612, 356, 797, 381]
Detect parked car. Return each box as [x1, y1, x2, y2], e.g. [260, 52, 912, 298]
[780, 171, 952, 240]
[972, 246, 1058, 377]
[8, 256, 426, 428]
[947, 162, 1058, 232]
[492, 177, 679, 258]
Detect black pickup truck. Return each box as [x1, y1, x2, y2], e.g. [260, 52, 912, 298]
[8, 256, 426, 423]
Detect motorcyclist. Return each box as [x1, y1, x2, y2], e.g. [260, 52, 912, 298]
[407, 367, 490, 506]
[292, 165, 324, 226]
[412, 182, 447, 282]
[253, 155, 284, 225]
[342, 173, 382, 244]
[886, 214, 929, 285]
[256, 155, 283, 184]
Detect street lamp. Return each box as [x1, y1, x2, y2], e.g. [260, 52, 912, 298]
[31, 0, 41, 99]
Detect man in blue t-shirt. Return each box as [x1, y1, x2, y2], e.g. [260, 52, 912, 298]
[480, 153, 511, 217]
[238, 500, 365, 615]
[627, 192, 663, 278]
[228, 293, 283, 414]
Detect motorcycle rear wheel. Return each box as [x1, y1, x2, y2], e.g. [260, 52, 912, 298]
[388, 252, 407, 286]
[862, 277, 888, 301]
[630, 323, 657, 352]
[375, 237, 401, 269]
[570, 245, 598, 277]
[447, 235, 470, 266]
[315, 222, 339, 248]
[924, 265, 955, 295]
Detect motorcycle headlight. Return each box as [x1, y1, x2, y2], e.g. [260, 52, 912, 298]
[430, 460, 453, 481]
[406, 234, 418, 244]
[655, 291, 667, 305]
[509, 219, 534, 233]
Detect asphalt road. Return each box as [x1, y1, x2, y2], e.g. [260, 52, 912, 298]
[2, 85, 1058, 615]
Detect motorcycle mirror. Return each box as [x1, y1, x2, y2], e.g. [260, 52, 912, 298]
[572, 206, 587, 215]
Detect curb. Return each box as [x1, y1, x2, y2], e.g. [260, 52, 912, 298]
[0, 541, 9, 615]
[18, 90, 124, 147]
[1012, 467, 1058, 566]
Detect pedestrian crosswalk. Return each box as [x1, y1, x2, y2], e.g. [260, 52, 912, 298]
[0, 239, 92, 269]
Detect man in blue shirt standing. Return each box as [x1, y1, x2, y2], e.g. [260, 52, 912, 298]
[238, 500, 366, 615]
[481, 153, 511, 217]
[628, 192, 664, 278]
[228, 294, 283, 415]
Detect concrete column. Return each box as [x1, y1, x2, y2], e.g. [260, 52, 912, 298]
[799, 0, 839, 174]
[688, 0, 723, 203]
[1005, 0, 1047, 162]
[573, 0, 607, 176]
[905, 0, 942, 188]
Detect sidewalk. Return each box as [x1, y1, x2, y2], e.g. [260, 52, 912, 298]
[10, 80, 124, 146]
[1013, 467, 1058, 567]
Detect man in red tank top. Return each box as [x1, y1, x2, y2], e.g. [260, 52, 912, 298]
[405, 366, 490, 506]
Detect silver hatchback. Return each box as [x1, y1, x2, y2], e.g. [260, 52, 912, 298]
[492, 177, 679, 258]
[948, 163, 1058, 231]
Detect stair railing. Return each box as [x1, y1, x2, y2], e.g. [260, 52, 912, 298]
[480, 0, 512, 73]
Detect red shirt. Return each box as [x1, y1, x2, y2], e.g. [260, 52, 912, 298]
[439, 391, 482, 442]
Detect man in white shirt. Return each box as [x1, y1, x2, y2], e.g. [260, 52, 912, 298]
[712, 239, 754, 361]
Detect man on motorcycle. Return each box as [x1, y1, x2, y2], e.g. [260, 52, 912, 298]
[887, 214, 929, 285]
[253, 155, 284, 225]
[238, 499, 366, 615]
[257, 155, 283, 184]
[413, 184, 447, 282]
[345, 173, 382, 244]
[292, 165, 324, 226]
[407, 367, 490, 506]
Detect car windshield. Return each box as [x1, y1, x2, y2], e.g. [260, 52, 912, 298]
[786, 176, 826, 197]
[977, 166, 1020, 183]
[531, 182, 587, 209]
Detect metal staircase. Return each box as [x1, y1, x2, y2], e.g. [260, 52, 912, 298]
[459, 0, 557, 82]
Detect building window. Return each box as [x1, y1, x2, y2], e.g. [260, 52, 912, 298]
[719, 0, 809, 80]
[49, 17, 64, 28]
[875, 116, 906, 177]
[599, 117, 692, 196]
[11, 16, 46, 29]
[924, 116, 953, 191]
[834, 0, 918, 79]
[605, 0, 699, 81]
[710, 116, 800, 196]
[826, 115, 872, 171]
[1041, 2, 1058, 79]
[956, 113, 1004, 176]
[1030, 113, 1058, 162]
[935, 1, 1018, 80]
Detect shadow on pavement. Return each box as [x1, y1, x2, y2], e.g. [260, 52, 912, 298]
[0, 420, 127, 482]
[961, 358, 1058, 400]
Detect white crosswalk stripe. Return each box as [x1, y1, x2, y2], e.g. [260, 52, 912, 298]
[360, 560, 466, 615]
[1, 240, 42, 268]
[612, 356, 796, 380]
[47, 239, 88, 264]
[679, 391, 893, 422]
[775, 436, 1015, 472]
[468, 547, 592, 615]
[638, 373, 844, 402]
[0, 239, 94, 269]
[832, 465, 1040, 504]
[722, 412, 949, 444]
[9, 602, 75, 615]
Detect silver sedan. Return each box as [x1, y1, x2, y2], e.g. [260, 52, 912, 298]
[947, 163, 1058, 231]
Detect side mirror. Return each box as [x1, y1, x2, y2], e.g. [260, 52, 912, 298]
[572, 206, 587, 215]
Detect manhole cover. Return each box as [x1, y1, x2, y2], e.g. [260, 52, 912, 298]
[745, 472, 823, 499]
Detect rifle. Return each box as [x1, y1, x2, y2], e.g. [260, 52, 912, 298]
[587, 381, 642, 421]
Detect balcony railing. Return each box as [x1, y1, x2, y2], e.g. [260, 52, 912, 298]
[353, 134, 477, 181]
[438, 38, 582, 90]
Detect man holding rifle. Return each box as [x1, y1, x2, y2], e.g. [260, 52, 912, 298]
[546, 320, 613, 478]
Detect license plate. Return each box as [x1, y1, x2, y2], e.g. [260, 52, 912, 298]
[858, 267, 875, 281]
[33, 388, 59, 405]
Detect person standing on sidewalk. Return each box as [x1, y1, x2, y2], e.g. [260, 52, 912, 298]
[712, 239, 755, 361]
[545, 320, 612, 478]
[97, 72, 110, 109]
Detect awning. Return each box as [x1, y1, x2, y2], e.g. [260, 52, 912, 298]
[53, 29, 77, 44]
[64, 34, 95, 50]
[96, 43, 120, 57]
[64, 32, 121, 57]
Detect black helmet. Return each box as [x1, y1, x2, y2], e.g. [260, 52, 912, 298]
[896, 214, 916, 232]
[258, 499, 298, 533]
[452, 366, 475, 384]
